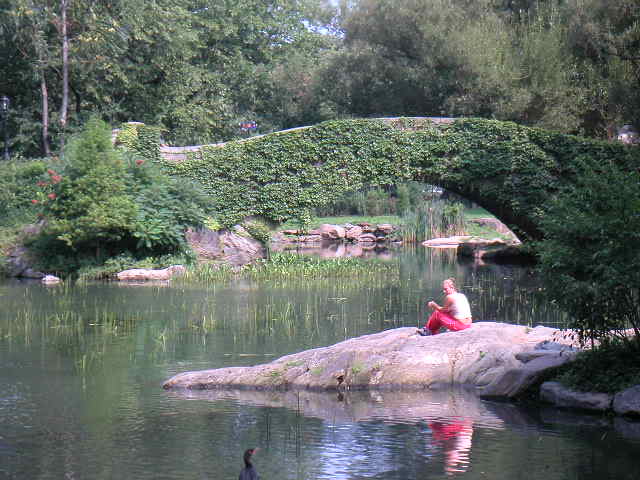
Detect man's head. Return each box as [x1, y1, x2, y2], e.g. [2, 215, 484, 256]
[443, 278, 457, 294]
[243, 448, 256, 466]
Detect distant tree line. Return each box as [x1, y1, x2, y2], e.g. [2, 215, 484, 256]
[1, 0, 639, 157]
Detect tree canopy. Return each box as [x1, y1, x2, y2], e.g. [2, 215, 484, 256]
[2, 0, 640, 157]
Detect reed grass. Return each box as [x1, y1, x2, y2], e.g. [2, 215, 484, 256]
[399, 200, 466, 243]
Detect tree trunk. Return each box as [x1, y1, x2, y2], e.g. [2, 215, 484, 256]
[41, 70, 51, 157]
[59, 0, 70, 152]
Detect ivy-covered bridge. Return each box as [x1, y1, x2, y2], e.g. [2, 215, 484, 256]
[135, 117, 639, 242]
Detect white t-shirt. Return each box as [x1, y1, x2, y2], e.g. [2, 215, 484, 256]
[448, 292, 471, 320]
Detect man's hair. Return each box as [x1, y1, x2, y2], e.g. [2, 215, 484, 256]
[243, 448, 255, 467]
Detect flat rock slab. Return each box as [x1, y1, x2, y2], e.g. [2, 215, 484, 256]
[163, 323, 579, 399]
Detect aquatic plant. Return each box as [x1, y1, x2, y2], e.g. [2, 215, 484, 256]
[399, 199, 465, 243]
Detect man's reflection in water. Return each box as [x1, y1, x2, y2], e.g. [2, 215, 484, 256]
[429, 417, 474, 475]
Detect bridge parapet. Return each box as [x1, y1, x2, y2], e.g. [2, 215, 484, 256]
[158, 118, 457, 161]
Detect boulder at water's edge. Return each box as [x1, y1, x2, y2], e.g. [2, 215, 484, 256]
[163, 322, 578, 399]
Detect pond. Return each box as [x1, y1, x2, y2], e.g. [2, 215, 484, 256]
[1, 247, 638, 480]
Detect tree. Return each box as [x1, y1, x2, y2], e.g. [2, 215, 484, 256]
[537, 159, 640, 346]
[318, 0, 468, 117]
[41, 117, 137, 256]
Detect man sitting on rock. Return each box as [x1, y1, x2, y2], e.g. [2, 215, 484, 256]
[418, 278, 472, 335]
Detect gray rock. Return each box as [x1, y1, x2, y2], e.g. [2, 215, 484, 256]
[614, 417, 640, 440]
[540, 381, 613, 412]
[186, 227, 265, 267]
[613, 385, 640, 417]
[422, 236, 472, 247]
[117, 265, 186, 281]
[345, 225, 363, 241]
[5, 247, 30, 277]
[480, 353, 575, 399]
[41, 275, 62, 285]
[20, 268, 45, 279]
[467, 218, 520, 243]
[457, 239, 531, 261]
[375, 224, 394, 235]
[318, 224, 346, 240]
[163, 322, 580, 398]
[357, 233, 377, 243]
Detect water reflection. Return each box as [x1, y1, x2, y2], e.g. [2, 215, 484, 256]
[272, 241, 397, 260]
[168, 388, 497, 477]
[166, 388, 504, 428]
[428, 417, 473, 475]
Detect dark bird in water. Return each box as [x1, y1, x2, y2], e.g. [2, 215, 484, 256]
[239, 448, 259, 480]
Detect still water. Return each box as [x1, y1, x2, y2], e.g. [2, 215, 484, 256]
[1, 248, 638, 480]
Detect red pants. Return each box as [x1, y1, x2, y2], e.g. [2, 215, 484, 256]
[425, 310, 471, 335]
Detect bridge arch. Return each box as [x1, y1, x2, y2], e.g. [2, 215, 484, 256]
[162, 117, 639, 242]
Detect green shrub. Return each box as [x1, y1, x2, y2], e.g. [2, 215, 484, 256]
[0, 158, 49, 227]
[41, 116, 138, 251]
[128, 159, 210, 253]
[28, 117, 211, 275]
[537, 159, 640, 345]
[556, 339, 640, 393]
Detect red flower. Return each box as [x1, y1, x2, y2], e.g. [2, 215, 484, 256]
[37, 180, 48, 187]
[47, 193, 57, 200]
[135, 159, 145, 166]
[47, 169, 56, 176]
[31, 199, 38, 204]
[51, 175, 62, 184]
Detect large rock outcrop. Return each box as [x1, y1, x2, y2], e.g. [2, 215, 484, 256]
[186, 226, 265, 267]
[163, 322, 578, 399]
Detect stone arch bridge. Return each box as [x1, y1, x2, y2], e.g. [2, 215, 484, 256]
[154, 117, 639, 242]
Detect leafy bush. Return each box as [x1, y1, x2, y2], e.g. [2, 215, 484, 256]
[128, 159, 210, 253]
[28, 117, 211, 275]
[41, 116, 137, 251]
[537, 159, 640, 345]
[0, 158, 49, 227]
[555, 339, 640, 393]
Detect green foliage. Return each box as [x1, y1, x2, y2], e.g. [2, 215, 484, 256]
[555, 339, 640, 394]
[41, 117, 137, 250]
[537, 159, 640, 345]
[165, 119, 413, 227]
[399, 200, 466, 243]
[0, 158, 48, 226]
[128, 159, 210, 253]
[115, 123, 162, 162]
[158, 117, 639, 243]
[5, 0, 640, 159]
[244, 252, 399, 280]
[242, 219, 272, 246]
[29, 118, 211, 275]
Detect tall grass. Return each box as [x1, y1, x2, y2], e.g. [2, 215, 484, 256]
[399, 200, 466, 243]
[176, 253, 400, 284]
